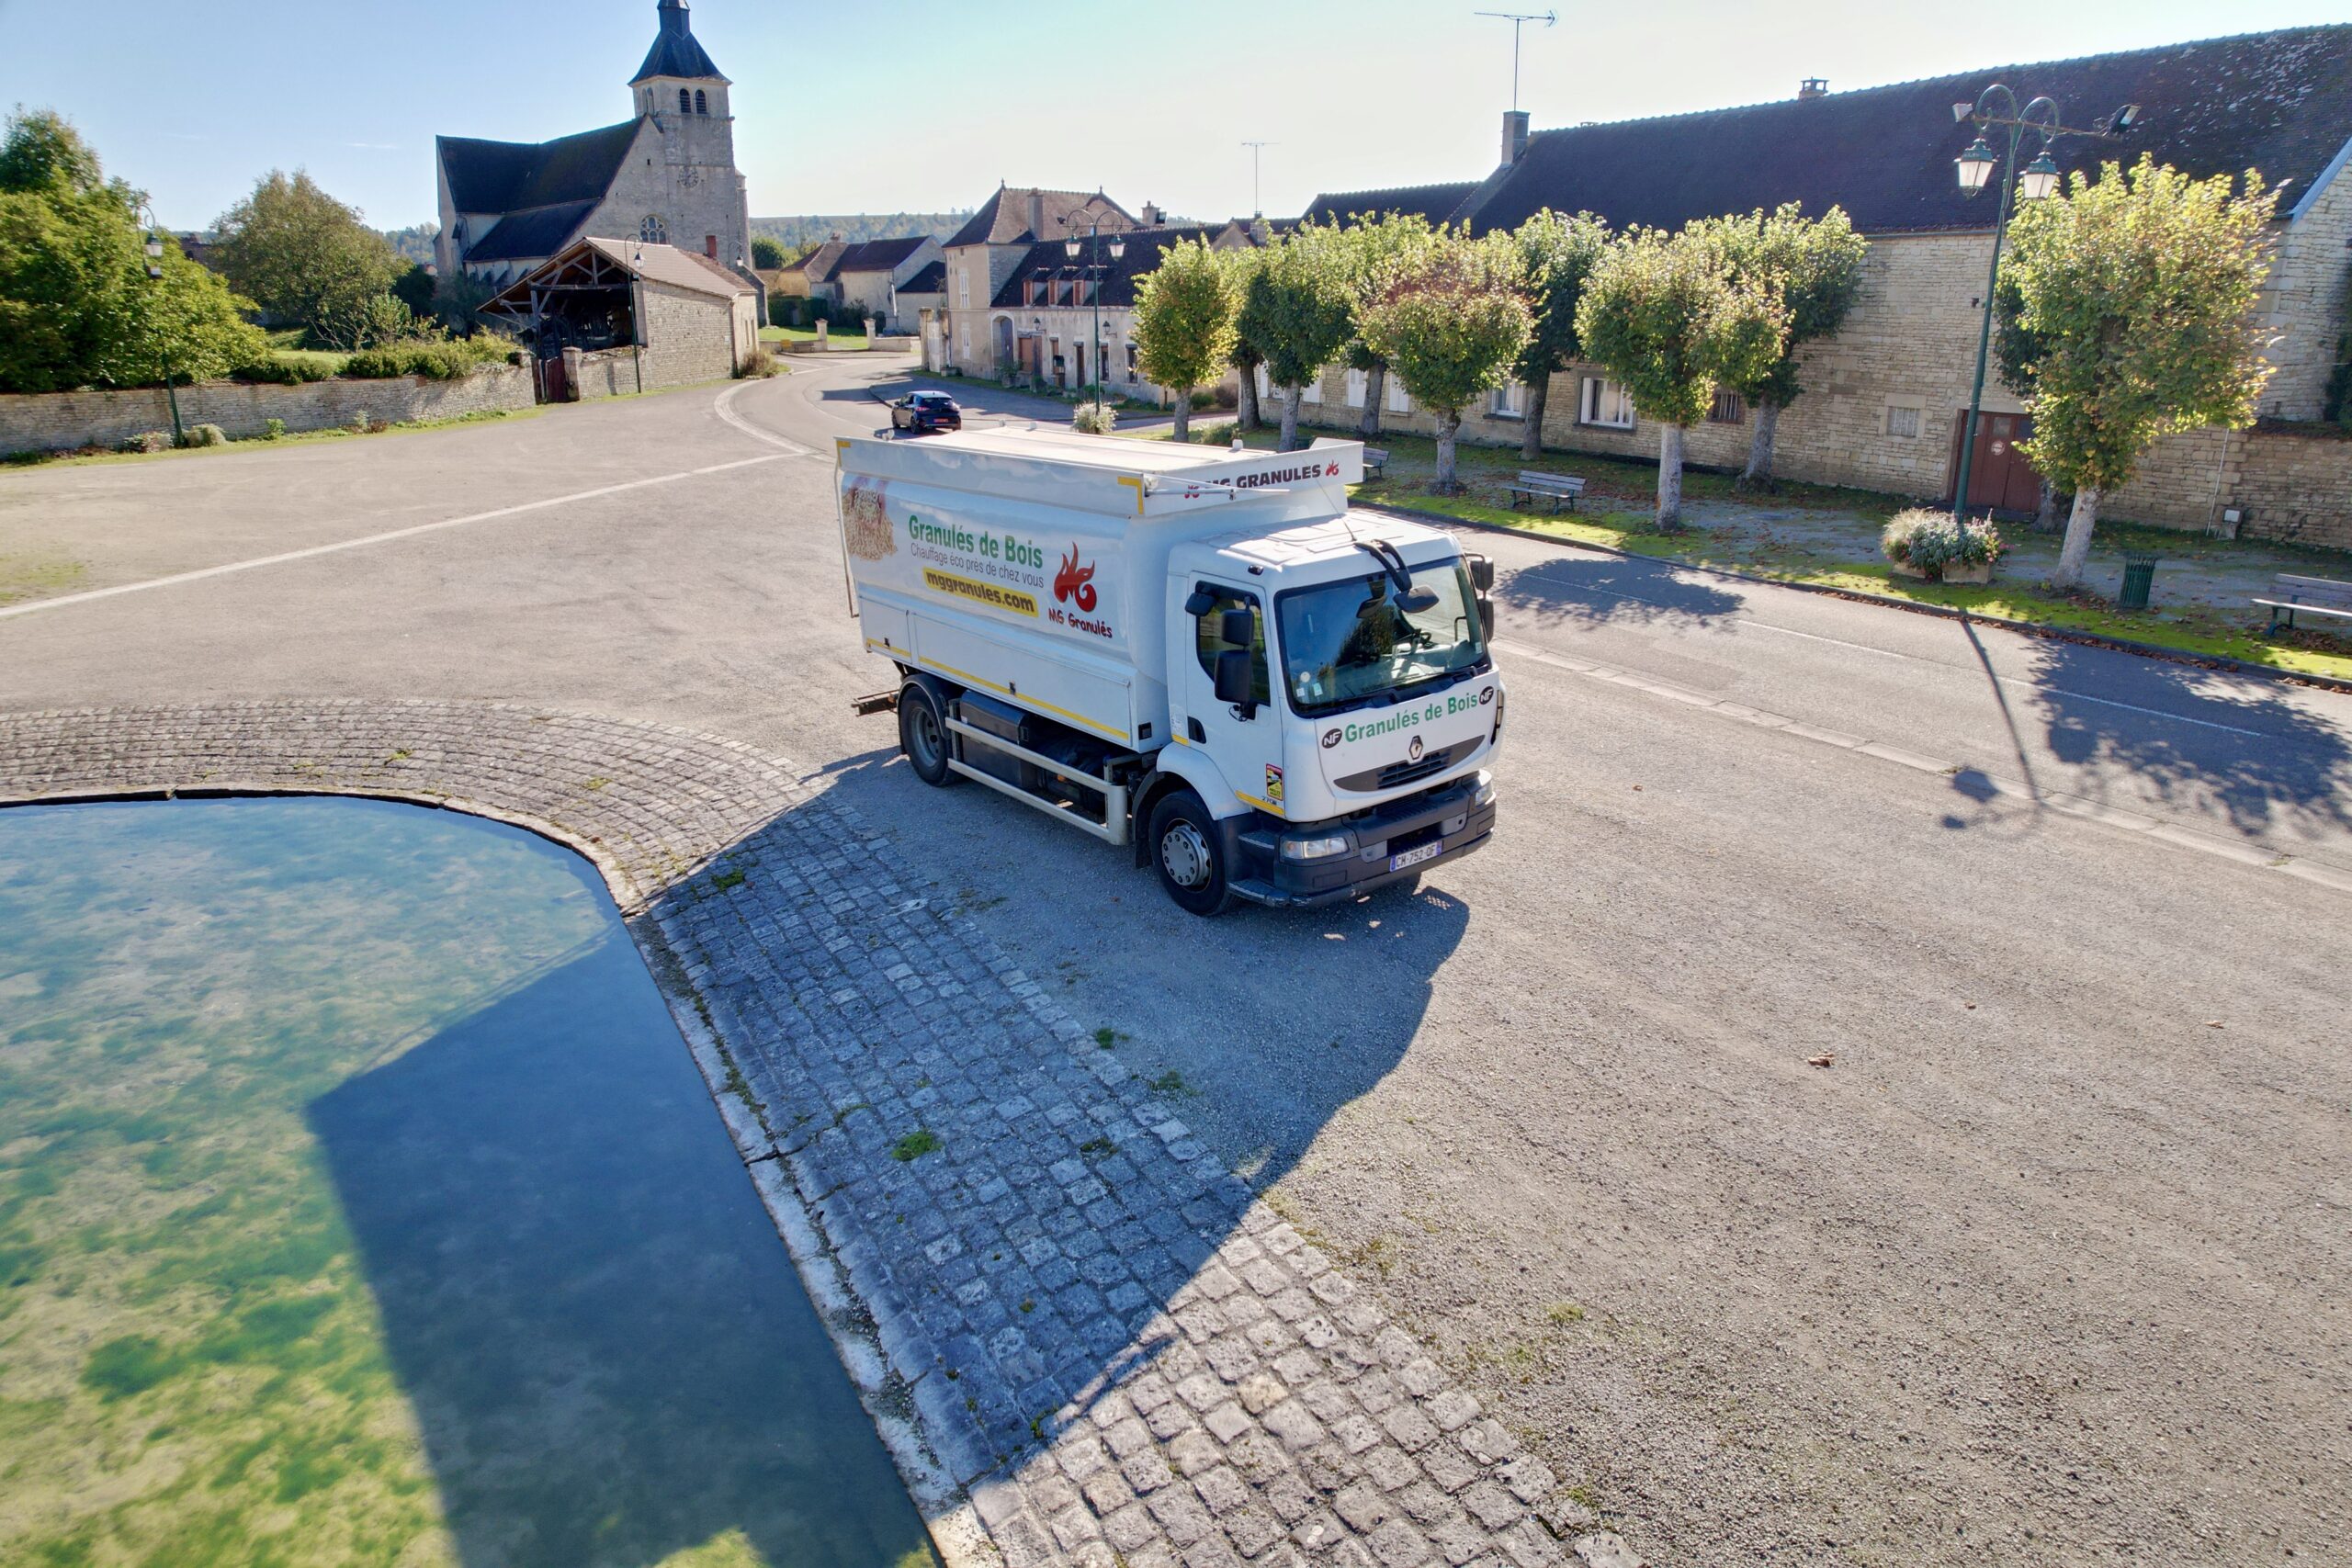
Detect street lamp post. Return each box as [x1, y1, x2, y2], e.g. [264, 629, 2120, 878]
[1948, 85, 2136, 518]
[138, 203, 185, 447]
[1059, 220, 1126, 406]
[629, 243, 646, 395]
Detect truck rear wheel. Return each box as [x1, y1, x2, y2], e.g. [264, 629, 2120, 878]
[1148, 792, 1233, 917]
[898, 682, 957, 787]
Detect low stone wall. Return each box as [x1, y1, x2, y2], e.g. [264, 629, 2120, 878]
[0, 365, 535, 456]
[2231, 426, 2352, 550]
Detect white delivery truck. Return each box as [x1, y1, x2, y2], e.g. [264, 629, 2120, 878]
[837, 426, 1502, 915]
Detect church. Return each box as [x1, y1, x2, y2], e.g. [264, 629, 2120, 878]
[434, 0, 757, 308]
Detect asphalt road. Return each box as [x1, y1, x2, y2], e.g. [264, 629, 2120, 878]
[3, 361, 2346, 1567]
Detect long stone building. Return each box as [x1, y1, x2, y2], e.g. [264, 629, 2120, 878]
[433, 0, 759, 311]
[1302, 27, 2352, 547]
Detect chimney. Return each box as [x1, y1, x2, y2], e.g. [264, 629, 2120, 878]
[1141, 200, 1164, 227]
[1501, 109, 1531, 166]
[1026, 189, 1045, 238]
[1798, 77, 1828, 100]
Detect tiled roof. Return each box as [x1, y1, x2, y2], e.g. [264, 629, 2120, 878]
[989, 226, 1238, 310]
[778, 238, 847, 283]
[833, 236, 933, 275]
[899, 260, 946, 295]
[945, 187, 1137, 248]
[1300, 182, 1478, 226]
[438, 120, 639, 217]
[465, 200, 600, 263]
[632, 0, 728, 84]
[581, 236, 753, 298]
[1455, 26, 2352, 236]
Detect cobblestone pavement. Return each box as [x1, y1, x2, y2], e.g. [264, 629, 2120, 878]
[0, 700, 1626, 1568]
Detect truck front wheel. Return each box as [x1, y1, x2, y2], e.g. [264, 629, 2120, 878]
[898, 682, 958, 787]
[1148, 792, 1233, 917]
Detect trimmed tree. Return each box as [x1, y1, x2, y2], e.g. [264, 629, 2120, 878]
[1222, 246, 1266, 431]
[212, 170, 406, 349]
[2000, 155, 2278, 589]
[1132, 236, 1240, 443]
[751, 234, 787, 271]
[1332, 212, 1441, 439]
[1709, 202, 1867, 487]
[1236, 223, 1356, 451]
[1359, 231, 1533, 492]
[1575, 224, 1786, 530]
[1510, 209, 1610, 461]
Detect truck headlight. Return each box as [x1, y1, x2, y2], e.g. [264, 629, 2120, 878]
[1471, 771, 1497, 808]
[1281, 833, 1351, 862]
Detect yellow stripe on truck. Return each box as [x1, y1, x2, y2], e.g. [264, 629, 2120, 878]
[911, 655, 1130, 744]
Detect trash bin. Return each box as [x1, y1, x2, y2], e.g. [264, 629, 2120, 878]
[2119, 552, 2160, 611]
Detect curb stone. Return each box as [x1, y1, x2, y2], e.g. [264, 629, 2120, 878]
[0, 699, 1590, 1568]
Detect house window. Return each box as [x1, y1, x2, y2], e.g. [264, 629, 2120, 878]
[1125, 343, 1138, 380]
[1385, 377, 1412, 414]
[639, 215, 667, 245]
[695, 89, 708, 116]
[1255, 365, 1271, 401]
[1301, 368, 1323, 404]
[957, 267, 970, 308]
[1885, 401, 1923, 438]
[1026, 279, 1046, 306]
[1708, 389, 1746, 424]
[678, 88, 693, 115]
[1579, 377, 1634, 429]
[1489, 381, 1525, 418]
[1345, 368, 1368, 408]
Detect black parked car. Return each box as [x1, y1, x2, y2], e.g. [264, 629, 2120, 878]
[889, 390, 963, 434]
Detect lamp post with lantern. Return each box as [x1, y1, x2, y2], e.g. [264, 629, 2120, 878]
[1057, 215, 1125, 404]
[137, 202, 185, 447]
[1947, 85, 2138, 518]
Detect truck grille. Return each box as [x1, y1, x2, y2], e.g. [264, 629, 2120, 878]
[1336, 744, 1459, 793]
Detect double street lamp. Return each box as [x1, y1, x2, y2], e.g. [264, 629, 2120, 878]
[1057, 214, 1125, 403]
[137, 201, 186, 447]
[1947, 85, 2138, 517]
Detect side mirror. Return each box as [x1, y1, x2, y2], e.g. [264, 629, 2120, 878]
[1215, 649, 1256, 714]
[1219, 607, 1254, 648]
[1477, 597, 1496, 639]
[1468, 555, 1496, 592]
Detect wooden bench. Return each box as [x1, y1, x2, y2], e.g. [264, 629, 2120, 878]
[2254, 572, 2352, 634]
[1363, 446, 1388, 479]
[1506, 470, 1586, 513]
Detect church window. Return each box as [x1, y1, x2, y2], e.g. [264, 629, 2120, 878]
[640, 215, 668, 245]
[695, 90, 708, 116]
[679, 88, 693, 115]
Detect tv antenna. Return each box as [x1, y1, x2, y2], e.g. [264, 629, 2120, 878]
[1475, 9, 1556, 112]
[1240, 141, 1277, 217]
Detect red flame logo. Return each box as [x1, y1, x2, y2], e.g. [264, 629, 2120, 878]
[1054, 546, 1098, 613]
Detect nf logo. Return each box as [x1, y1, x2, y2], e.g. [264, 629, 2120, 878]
[1408, 736, 1426, 762]
[1053, 546, 1097, 612]
[1479, 686, 1495, 705]
[1321, 728, 1343, 749]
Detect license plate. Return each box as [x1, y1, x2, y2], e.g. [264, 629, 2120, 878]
[1389, 841, 1441, 873]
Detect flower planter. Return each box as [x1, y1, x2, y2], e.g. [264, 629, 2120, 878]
[1889, 561, 1928, 580]
[1889, 559, 1994, 583]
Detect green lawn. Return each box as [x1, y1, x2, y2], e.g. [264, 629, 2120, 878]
[263, 328, 351, 376]
[759, 324, 869, 349]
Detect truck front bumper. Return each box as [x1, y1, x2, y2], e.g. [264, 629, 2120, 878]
[1230, 771, 1497, 910]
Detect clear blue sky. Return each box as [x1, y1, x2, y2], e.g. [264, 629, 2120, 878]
[2, 0, 2342, 233]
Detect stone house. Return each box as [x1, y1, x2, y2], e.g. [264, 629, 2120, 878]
[434, 0, 761, 318]
[984, 222, 1259, 398]
[890, 261, 945, 335]
[478, 237, 761, 397]
[831, 237, 946, 332]
[1298, 26, 2352, 547]
[940, 186, 1141, 378]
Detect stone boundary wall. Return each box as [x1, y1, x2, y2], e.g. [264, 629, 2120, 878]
[0, 699, 1624, 1568]
[2232, 426, 2352, 551]
[0, 366, 535, 457]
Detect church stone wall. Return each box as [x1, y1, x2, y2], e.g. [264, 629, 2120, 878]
[0, 366, 535, 457]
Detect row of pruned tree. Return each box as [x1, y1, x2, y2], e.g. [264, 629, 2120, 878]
[1132, 159, 2280, 584]
[1131, 204, 1867, 529]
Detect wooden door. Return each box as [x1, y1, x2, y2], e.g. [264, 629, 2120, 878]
[1947, 410, 2043, 514]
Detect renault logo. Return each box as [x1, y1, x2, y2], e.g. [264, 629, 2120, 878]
[1408, 736, 1425, 761]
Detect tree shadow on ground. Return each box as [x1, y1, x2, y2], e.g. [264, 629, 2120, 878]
[1494, 554, 1745, 631]
[309, 930, 933, 1568]
[2025, 637, 2352, 836]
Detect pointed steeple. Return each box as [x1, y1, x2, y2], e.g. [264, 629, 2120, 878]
[632, 0, 727, 85]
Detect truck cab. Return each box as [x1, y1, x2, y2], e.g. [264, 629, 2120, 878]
[838, 427, 1501, 915]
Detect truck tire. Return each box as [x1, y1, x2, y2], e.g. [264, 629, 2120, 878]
[1148, 791, 1233, 917]
[898, 682, 958, 787]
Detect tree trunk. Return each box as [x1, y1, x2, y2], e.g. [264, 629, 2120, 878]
[1739, 401, 1780, 488]
[2032, 477, 2062, 534]
[1171, 388, 1191, 444]
[1434, 409, 1463, 493]
[1237, 368, 1260, 431]
[2052, 486, 2101, 590]
[1521, 375, 1548, 462]
[1360, 364, 1385, 439]
[1657, 423, 1687, 531]
[1278, 386, 1303, 452]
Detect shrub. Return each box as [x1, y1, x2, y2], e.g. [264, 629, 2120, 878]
[119, 430, 172, 454]
[1210, 383, 1239, 410]
[1189, 389, 1218, 410]
[264, 417, 287, 440]
[232, 356, 331, 385]
[738, 346, 779, 378]
[177, 423, 228, 448]
[1192, 420, 1238, 446]
[340, 336, 506, 380]
[1071, 400, 1117, 434]
[1882, 507, 2004, 577]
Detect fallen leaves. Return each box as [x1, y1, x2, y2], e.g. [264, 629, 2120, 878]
[1807, 1052, 1836, 1068]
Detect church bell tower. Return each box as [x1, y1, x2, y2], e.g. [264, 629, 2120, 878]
[626, 0, 750, 272]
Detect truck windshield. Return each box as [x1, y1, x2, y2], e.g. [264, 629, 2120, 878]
[1275, 563, 1487, 715]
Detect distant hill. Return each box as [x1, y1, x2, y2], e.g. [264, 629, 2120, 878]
[380, 224, 439, 268]
[752, 213, 972, 253]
